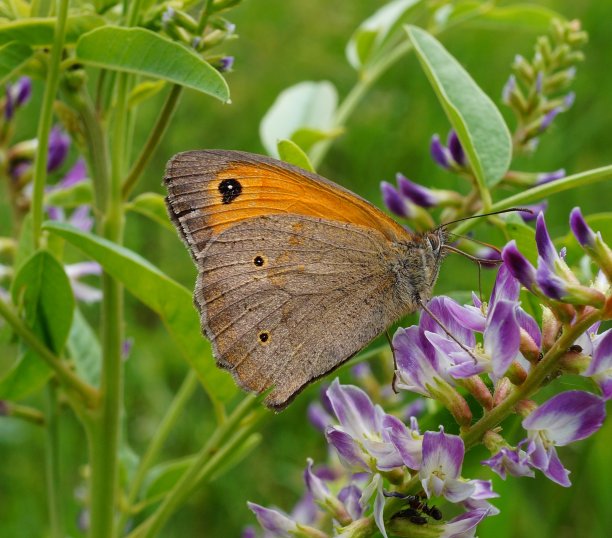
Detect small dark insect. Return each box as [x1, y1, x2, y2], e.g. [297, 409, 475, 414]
[386, 491, 443, 523]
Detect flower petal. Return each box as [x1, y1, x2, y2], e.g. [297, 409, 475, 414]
[247, 502, 297, 537]
[421, 429, 464, 481]
[502, 241, 537, 290]
[325, 427, 368, 469]
[484, 299, 521, 379]
[445, 301, 485, 332]
[491, 264, 520, 305]
[535, 212, 558, 267]
[522, 390, 606, 445]
[326, 379, 378, 439]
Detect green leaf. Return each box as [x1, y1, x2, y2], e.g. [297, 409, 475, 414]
[0, 251, 74, 399]
[472, 4, 564, 32]
[45, 181, 94, 208]
[13, 213, 34, 273]
[125, 192, 175, 233]
[76, 27, 229, 102]
[260, 81, 337, 158]
[346, 0, 423, 71]
[67, 307, 101, 387]
[0, 15, 105, 46]
[0, 41, 32, 84]
[277, 139, 315, 172]
[43, 221, 237, 403]
[405, 26, 512, 189]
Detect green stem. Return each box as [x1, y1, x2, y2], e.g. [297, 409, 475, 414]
[122, 84, 183, 199]
[116, 370, 199, 535]
[2, 402, 45, 425]
[453, 164, 612, 235]
[127, 395, 263, 538]
[461, 309, 603, 448]
[197, 0, 214, 33]
[88, 72, 129, 538]
[45, 383, 64, 538]
[0, 296, 98, 407]
[30, 0, 69, 248]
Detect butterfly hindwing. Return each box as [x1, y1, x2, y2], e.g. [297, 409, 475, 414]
[196, 214, 403, 409]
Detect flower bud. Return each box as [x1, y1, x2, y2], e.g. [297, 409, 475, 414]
[430, 134, 450, 169]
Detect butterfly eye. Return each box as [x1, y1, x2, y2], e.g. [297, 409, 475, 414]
[427, 234, 441, 254]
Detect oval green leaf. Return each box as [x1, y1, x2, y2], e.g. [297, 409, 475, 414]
[277, 139, 315, 172]
[472, 4, 564, 32]
[0, 41, 32, 85]
[260, 81, 337, 157]
[76, 27, 229, 102]
[43, 221, 237, 403]
[405, 26, 512, 189]
[0, 251, 74, 399]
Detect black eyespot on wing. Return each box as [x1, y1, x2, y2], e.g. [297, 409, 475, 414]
[218, 178, 242, 204]
[258, 331, 270, 344]
[254, 255, 265, 267]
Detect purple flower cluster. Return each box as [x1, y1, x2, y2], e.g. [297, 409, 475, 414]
[248, 208, 610, 537]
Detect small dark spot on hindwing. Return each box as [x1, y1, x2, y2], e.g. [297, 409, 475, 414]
[218, 178, 242, 204]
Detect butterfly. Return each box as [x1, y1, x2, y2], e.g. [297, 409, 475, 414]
[164, 150, 446, 410]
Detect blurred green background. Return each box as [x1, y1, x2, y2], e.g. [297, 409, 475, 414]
[1, 1, 611, 536]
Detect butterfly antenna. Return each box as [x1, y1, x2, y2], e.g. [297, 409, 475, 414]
[418, 299, 479, 365]
[445, 232, 503, 254]
[439, 207, 533, 229]
[386, 330, 400, 394]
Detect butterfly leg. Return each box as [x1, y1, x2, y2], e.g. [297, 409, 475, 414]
[386, 329, 400, 394]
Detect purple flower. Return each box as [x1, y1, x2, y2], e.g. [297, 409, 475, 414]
[396, 174, 438, 208]
[324, 379, 403, 471]
[584, 330, 612, 400]
[387, 416, 423, 470]
[502, 240, 537, 290]
[419, 428, 475, 502]
[307, 402, 333, 432]
[430, 134, 450, 169]
[439, 509, 491, 538]
[47, 127, 70, 172]
[462, 479, 499, 516]
[429, 297, 521, 380]
[481, 442, 535, 480]
[4, 76, 32, 119]
[522, 390, 606, 486]
[241, 526, 256, 538]
[57, 158, 87, 189]
[569, 207, 596, 248]
[217, 56, 235, 72]
[540, 107, 561, 131]
[247, 503, 298, 537]
[381, 181, 410, 218]
[536, 169, 565, 185]
[502, 74, 516, 104]
[519, 201, 548, 221]
[447, 130, 465, 166]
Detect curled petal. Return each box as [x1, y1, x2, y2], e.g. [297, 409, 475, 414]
[447, 130, 465, 166]
[326, 379, 378, 439]
[570, 207, 597, 247]
[535, 260, 567, 300]
[430, 134, 450, 168]
[381, 181, 409, 218]
[536, 169, 565, 185]
[247, 502, 297, 537]
[585, 330, 612, 400]
[385, 416, 422, 470]
[535, 212, 558, 267]
[522, 390, 606, 445]
[445, 301, 485, 332]
[440, 509, 491, 538]
[304, 458, 330, 503]
[397, 174, 438, 208]
[502, 241, 537, 290]
[325, 428, 368, 469]
[491, 264, 520, 305]
[484, 299, 521, 379]
[338, 485, 363, 520]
